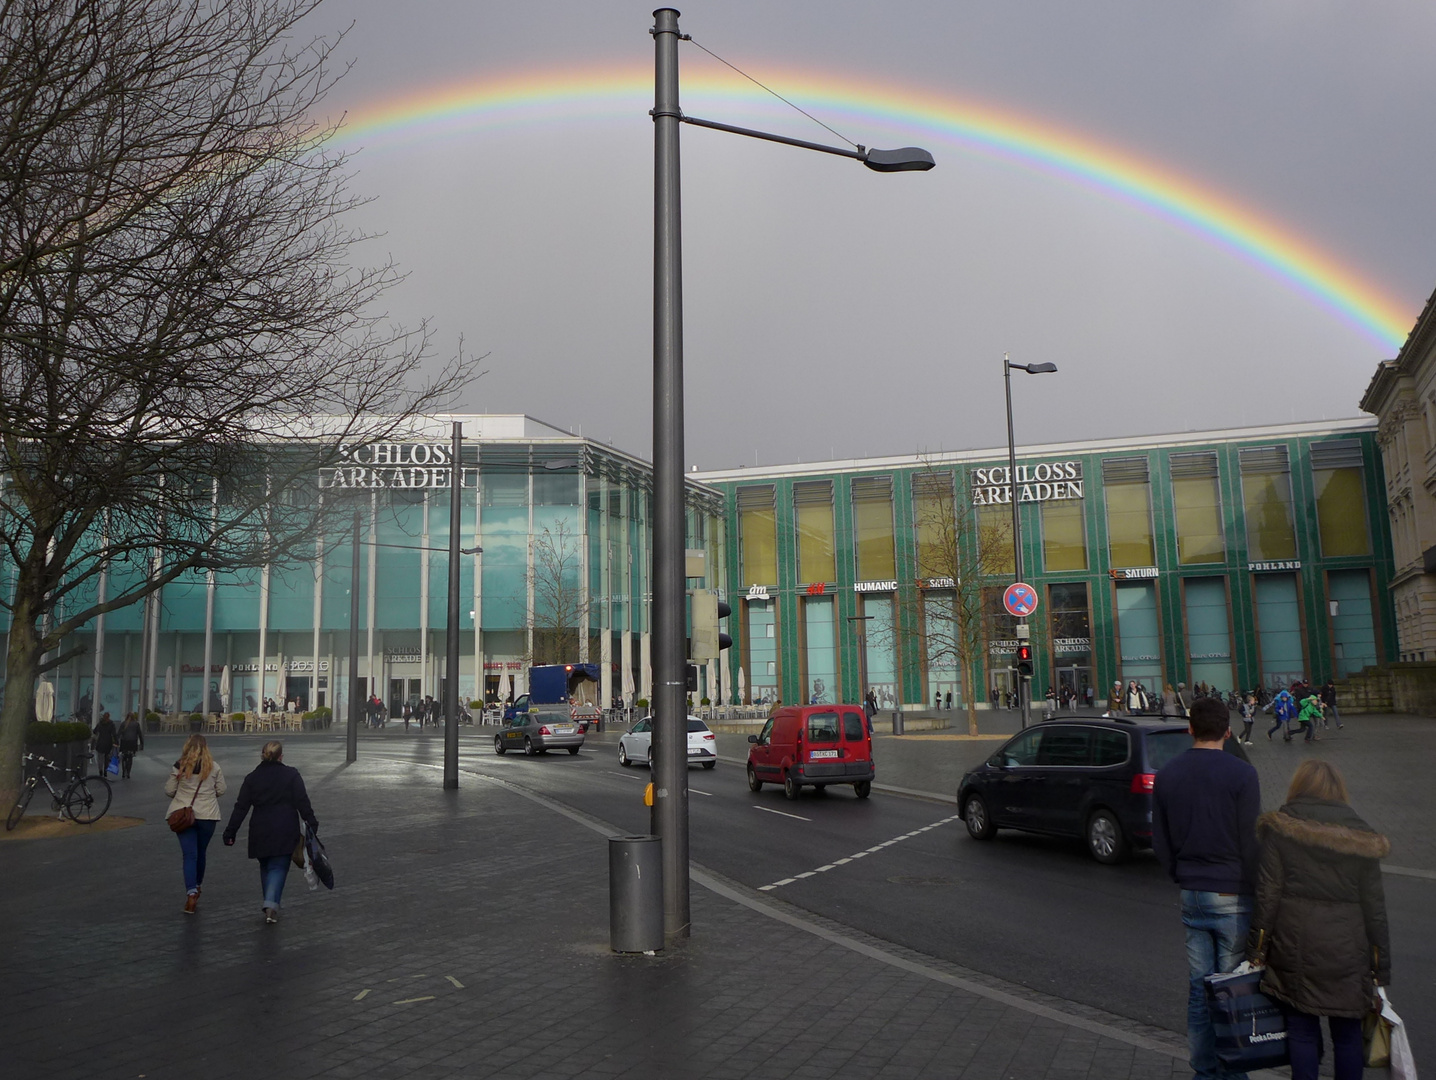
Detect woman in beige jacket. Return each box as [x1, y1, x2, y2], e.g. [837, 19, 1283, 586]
[165, 734, 226, 914]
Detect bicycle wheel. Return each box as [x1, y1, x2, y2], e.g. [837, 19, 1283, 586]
[6, 778, 39, 831]
[64, 776, 111, 824]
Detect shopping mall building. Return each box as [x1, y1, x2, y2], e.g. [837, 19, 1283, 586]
[0, 414, 1398, 719]
[693, 417, 1395, 710]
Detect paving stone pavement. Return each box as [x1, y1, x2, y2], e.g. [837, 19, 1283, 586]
[0, 736, 1209, 1080]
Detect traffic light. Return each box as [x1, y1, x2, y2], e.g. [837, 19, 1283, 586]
[1016, 644, 1033, 678]
[717, 600, 733, 653]
[691, 591, 721, 660]
[686, 664, 699, 692]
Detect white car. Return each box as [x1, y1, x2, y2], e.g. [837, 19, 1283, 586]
[618, 715, 718, 770]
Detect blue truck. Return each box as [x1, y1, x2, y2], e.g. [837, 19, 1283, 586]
[503, 663, 602, 724]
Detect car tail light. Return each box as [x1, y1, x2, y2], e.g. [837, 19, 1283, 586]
[1130, 772, 1156, 793]
[703, 733, 715, 740]
[539, 726, 552, 736]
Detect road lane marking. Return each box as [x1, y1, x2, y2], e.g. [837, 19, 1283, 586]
[753, 806, 811, 821]
[690, 789, 713, 796]
[393, 996, 436, 1005]
[759, 813, 963, 891]
[445, 976, 464, 988]
[353, 990, 370, 1001]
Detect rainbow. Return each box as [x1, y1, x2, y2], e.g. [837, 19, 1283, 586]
[335, 64, 1413, 351]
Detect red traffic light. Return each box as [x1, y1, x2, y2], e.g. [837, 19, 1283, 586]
[1017, 645, 1032, 662]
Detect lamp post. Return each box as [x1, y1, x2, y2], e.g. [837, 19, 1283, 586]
[1001, 353, 1057, 730]
[444, 421, 462, 790]
[651, 7, 932, 942]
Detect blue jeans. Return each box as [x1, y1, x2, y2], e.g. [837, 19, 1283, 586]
[1285, 1009, 1363, 1080]
[1181, 890, 1253, 1080]
[258, 854, 291, 911]
[177, 820, 217, 894]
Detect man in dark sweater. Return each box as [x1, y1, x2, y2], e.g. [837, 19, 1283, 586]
[1153, 696, 1261, 1080]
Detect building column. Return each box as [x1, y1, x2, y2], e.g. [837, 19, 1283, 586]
[257, 564, 270, 708]
[366, 491, 377, 702]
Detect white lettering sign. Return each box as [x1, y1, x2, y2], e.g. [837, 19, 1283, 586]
[1111, 567, 1160, 580]
[854, 580, 897, 593]
[746, 585, 770, 601]
[1249, 560, 1301, 572]
[1054, 637, 1091, 653]
[971, 462, 1084, 505]
[920, 577, 956, 590]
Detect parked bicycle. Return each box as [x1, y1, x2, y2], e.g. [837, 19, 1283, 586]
[5, 752, 112, 830]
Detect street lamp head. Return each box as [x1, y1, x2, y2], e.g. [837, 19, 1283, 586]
[1018, 362, 1058, 374]
[861, 146, 936, 172]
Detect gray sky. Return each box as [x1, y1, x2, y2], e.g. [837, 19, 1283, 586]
[306, 1, 1436, 468]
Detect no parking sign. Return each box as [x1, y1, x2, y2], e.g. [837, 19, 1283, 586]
[1003, 582, 1039, 618]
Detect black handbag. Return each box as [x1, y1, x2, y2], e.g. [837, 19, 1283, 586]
[1205, 968, 1289, 1071]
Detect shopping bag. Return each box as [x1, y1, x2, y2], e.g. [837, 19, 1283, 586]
[304, 822, 334, 890]
[1366, 989, 1418, 1080]
[106, 752, 119, 777]
[1204, 968, 1289, 1071]
[301, 842, 319, 891]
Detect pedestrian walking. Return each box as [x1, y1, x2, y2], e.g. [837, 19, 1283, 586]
[1320, 680, 1342, 730]
[1044, 687, 1056, 718]
[1238, 694, 1256, 746]
[92, 712, 118, 776]
[864, 689, 878, 720]
[1247, 760, 1391, 1080]
[1161, 683, 1183, 718]
[1125, 680, 1150, 715]
[1152, 697, 1261, 1080]
[165, 734, 227, 914]
[222, 740, 318, 925]
[1265, 688, 1297, 741]
[945, 691, 953, 711]
[117, 712, 144, 778]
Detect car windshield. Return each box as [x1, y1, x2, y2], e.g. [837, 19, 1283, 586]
[686, 719, 709, 733]
[1145, 730, 1194, 771]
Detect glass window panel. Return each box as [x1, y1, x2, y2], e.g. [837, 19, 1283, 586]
[804, 596, 837, 704]
[1184, 577, 1233, 691]
[1328, 569, 1377, 677]
[806, 711, 840, 743]
[1173, 477, 1225, 564]
[977, 504, 1014, 576]
[745, 600, 777, 704]
[1254, 573, 1303, 688]
[863, 595, 897, 709]
[854, 498, 896, 581]
[795, 495, 835, 584]
[1105, 483, 1155, 568]
[1314, 468, 1371, 558]
[739, 508, 777, 586]
[1036, 728, 1091, 766]
[1092, 730, 1130, 767]
[1041, 500, 1087, 571]
[1242, 472, 1297, 561]
[1115, 581, 1161, 691]
[913, 474, 955, 580]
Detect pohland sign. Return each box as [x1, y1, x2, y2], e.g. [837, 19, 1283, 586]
[970, 462, 1084, 505]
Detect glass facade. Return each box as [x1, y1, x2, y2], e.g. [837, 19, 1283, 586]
[852, 476, 896, 581]
[738, 485, 777, 587]
[1254, 573, 1304, 689]
[1114, 582, 1162, 691]
[794, 480, 835, 585]
[1241, 447, 1298, 562]
[1183, 577, 1233, 691]
[802, 595, 837, 704]
[1312, 440, 1372, 558]
[1170, 452, 1225, 564]
[913, 472, 954, 580]
[1328, 569, 1377, 677]
[1103, 458, 1155, 568]
[1042, 500, 1087, 572]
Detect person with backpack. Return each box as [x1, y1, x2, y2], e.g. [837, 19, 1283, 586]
[91, 712, 118, 777]
[1296, 692, 1324, 743]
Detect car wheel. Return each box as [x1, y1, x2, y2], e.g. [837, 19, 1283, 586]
[783, 771, 801, 800]
[568, 747, 580, 756]
[854, 780, 872, 799]
[618, 744, 630, 767]
[964, 793, 996, 840]
[1086, 808, 1128, 865]
[702, 761, 715, 770]
[746, 765, 762, 792]
[494, 736, 506, 755]
[523, 736, 536, 757]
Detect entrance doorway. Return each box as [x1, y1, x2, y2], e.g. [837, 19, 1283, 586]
[388, 679, 405, 719]
[1055, 666, 1092, 711]
[284, 676, 309, 713]
[989, 667, 1018, 710]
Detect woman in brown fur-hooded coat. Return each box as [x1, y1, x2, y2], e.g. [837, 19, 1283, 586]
[1248, 760, 1390, 1080]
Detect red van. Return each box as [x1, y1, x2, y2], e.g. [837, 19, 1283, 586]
[746, 704, 874, 800]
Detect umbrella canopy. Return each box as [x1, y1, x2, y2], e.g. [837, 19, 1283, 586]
[622, 665, 636, 703]
[219, 665, 231, 711]
[497, 669, 511, 703]
[164, 666, 174, 713]
[513, 668, 526, 698]
[706, 661, 717, 704]
[35, 681, 54, 724]
[737, 668, 747, 705]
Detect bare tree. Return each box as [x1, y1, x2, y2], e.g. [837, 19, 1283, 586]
[0, 0, 473, 805]
[895, 464, 1013, 736]
[527, 520, 586, 667]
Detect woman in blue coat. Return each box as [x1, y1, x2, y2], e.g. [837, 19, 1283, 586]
[222, 741, 318, 924]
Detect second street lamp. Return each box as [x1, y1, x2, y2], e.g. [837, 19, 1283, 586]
[650, 7, 933, 942]
[1001, 354, 1057, 730]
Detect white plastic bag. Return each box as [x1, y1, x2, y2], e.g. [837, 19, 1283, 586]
[1378, 989, 1418, 1080]
[302, 842, 319, 891]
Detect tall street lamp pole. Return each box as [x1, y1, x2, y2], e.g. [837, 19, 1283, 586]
[1002, 354, 1057, 730]
[651, 7, 932, 942]
[444, 421, 462, 790]
[347, 508, 360, 764]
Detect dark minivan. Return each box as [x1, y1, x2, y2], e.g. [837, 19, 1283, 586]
[957, 719, 1192, 864]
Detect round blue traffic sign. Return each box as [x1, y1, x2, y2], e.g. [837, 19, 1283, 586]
[1003, 582, 1038, 618]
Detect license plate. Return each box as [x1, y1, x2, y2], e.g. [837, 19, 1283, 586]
[554, 726, 574, 734]
[810, 749, 839, 759]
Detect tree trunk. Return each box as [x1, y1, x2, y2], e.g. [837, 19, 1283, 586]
[1, 613, 42, 812]
[964, 655, 979, 737]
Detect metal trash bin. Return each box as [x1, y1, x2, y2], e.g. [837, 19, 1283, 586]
[892, 708, 905, 736]
[609, 834, 663, 953]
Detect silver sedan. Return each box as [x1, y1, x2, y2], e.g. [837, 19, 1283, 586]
[493, 710, 586, 756]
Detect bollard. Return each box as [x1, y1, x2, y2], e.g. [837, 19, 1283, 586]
[609, 834, 663, 953]
[892, 708, 904, 736]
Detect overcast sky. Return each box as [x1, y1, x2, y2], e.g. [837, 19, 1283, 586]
[304, 1, 1436, 469]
